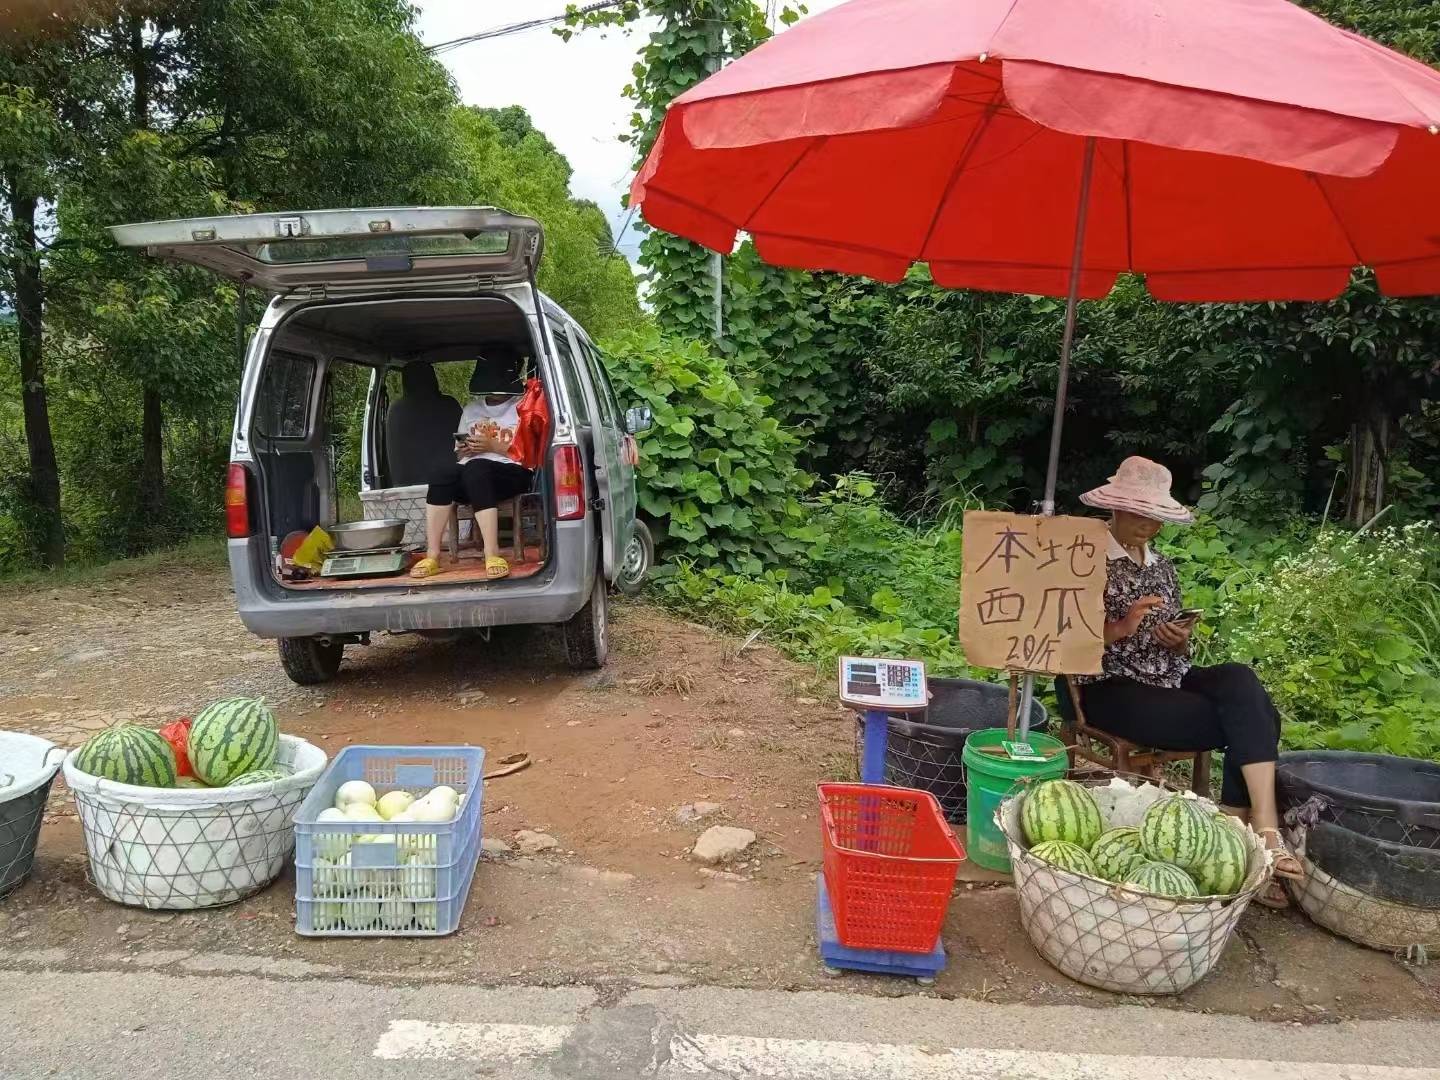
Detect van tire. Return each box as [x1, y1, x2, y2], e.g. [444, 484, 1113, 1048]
[563, 573, 609, 670]
[278, 636, 344, 685]
[615, 520, 654, 597]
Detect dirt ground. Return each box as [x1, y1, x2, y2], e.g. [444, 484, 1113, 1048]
[1, 561, 1436, 1021]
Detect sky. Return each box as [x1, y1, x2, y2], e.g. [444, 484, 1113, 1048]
[411, 2, 846, 262]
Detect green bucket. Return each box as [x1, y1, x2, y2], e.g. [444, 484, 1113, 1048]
[962, 728, 1069, 872]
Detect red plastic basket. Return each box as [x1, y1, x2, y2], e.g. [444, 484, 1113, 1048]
[818, 783, 965, 953]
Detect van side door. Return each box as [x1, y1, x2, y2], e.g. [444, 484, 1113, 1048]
[547, 316, 624, 580]
[574, 331, 637, 561]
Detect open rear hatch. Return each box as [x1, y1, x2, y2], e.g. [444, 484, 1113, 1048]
[109, 207, 543, 293]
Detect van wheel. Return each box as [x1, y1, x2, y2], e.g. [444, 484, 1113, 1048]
[616, 520, 654, 597]
[278, 636, 343, 685]
[563, 573, 609, 670]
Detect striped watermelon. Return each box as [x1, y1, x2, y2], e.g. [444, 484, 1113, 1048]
[73, 724, 177, 787]
[1089, 827, 1148, 881]
[187, 697, 278, 786]
[1021, 779, 1104, 849]
[1140, 796, 1217, 872]
[1122, 860, 1199, 899]
[1029, 839, 1100, 878]
[228, 767, 290, 786]
[1193, 819, 1250, 895]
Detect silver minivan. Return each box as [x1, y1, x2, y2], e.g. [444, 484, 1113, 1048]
[112, 207, 653, 685]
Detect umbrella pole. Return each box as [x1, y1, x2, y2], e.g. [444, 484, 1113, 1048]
[1040, 136, 1097, 517]
[1021, 137, 1096, 740]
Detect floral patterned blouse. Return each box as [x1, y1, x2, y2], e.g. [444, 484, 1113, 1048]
[1076, 535, 1191, 690]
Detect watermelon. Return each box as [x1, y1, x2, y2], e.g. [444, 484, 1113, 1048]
[1029, 839, 1100, 878]
[73, 724, 177, 787]
[175, 776, 211, 789]
[1089, 827, 1148, 881]
[1122, 860, 1199, 899]
[187, 697, 278, 786]
[228, 767, 290, 787]
[1193, 818, 1250, 895]
[1021, 779, 1104, 849]
[1140, 796, 1218, 872]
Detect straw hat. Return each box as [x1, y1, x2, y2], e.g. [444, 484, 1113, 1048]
[1079, 456, 1194, 525]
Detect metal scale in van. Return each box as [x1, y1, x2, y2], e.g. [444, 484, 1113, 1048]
[112, 207, 653, 685]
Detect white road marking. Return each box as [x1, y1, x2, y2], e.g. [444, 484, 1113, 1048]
[374, 1020, 1440, 1079]
[373, 1019, 570, 1061]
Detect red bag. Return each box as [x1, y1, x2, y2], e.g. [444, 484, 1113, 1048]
[160, 718, 194, 777]
[507, 377, 551, 471]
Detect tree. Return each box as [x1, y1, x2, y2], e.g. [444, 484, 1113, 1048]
[0, 9, 120, 564]
[45, 0, 471, 551]
[448, 105, 640, 339]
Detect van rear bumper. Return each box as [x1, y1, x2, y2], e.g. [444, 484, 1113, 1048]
[228, 524, 592, 639]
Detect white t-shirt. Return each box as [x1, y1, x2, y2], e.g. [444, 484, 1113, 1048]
[457, 395, 521, 465]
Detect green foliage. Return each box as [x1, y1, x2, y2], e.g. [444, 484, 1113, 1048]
[448, 107, 640, 340]
[665, 497, 1440, 762]
[564, 1, 801, 344]
[1214, 524, 1440, 760]
[660, 475, 971, 675]
[601, 325, 812, 573]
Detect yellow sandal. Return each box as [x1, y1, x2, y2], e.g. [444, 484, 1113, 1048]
[485, 555, 511, 580]
[410, 556, 442, 579]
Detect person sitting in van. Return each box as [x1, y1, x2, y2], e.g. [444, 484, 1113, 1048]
[411, 344, 533, 581]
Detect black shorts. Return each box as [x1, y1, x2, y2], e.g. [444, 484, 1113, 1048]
[426, 458, 533, 511]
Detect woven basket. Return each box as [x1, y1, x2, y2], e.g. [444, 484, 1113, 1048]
[360, 485, 470, 547]
[65, 735, 326, 910]
[1286, 825, 1440, 953]
[1000, 776, 1272, 995]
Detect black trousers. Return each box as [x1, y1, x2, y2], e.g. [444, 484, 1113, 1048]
[1079, 663, 1281, 808]
[426, 458, 532, 512]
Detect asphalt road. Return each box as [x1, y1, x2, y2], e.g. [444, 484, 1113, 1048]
[6, 962, 1440, 1080]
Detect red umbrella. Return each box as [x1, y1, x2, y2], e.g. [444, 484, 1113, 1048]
[631, 0, 1440, 511]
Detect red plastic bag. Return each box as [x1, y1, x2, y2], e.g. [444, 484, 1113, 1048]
[507, 377, 551, 472]
[160, 717, 194, 777]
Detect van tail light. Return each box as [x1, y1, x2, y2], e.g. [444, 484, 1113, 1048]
[225, 463, 252, 538]
[552, 445, 586, 521]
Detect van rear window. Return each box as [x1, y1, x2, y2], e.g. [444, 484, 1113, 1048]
[244, 231, 510, 265]
[256, 350, 315, 438]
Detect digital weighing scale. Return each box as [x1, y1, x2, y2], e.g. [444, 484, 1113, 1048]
[819, 656, 947, 985]
[319, 546, 409, 579]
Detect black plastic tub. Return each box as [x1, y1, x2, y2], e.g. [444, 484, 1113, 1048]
[854, 677, 1049, 824]
[1277, 750, 1440, 850]
[0, 774, 56, 899]
[1304, 821, 1440, 908]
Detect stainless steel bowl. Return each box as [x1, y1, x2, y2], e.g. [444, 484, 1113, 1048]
[329, 519, 407, 551]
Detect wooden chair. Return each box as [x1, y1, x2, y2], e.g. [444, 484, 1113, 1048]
[447, 496, 525, 561]
[1055, 675, 1212, 796]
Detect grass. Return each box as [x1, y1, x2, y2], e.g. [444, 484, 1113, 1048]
[635, 669, 698, 696]
[0, 535, 227, 592]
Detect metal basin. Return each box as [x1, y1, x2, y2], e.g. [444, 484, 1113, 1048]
[329, 519, 407, 551]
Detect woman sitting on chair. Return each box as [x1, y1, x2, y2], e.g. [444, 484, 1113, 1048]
[1074, 456, 1302, 909]
[410, 345, 533, 582]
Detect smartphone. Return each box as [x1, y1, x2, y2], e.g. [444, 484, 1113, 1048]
[453, 432, 468, 444]
[1172, 608, 1203, 627]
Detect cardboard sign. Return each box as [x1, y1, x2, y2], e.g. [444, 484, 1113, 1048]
[959, 511, 1107, 675]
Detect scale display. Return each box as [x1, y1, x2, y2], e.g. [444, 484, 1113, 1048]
[838, 656, 927, 711]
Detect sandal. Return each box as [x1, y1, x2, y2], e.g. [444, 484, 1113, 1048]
[484, 555, 510, 580]
[410, 556, 442, 579]
[1255, 879, 1292, 910]
[1259, 827, 1305, 882]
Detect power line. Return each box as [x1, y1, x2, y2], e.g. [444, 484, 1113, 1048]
[425, 0, 629, 56]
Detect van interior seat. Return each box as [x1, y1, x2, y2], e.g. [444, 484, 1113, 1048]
[385, 362, 462, 487]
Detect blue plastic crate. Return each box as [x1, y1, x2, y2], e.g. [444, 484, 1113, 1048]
[293, 745, 484, 936]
